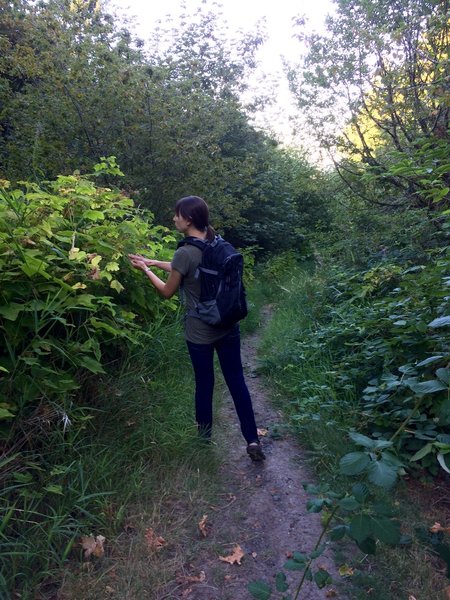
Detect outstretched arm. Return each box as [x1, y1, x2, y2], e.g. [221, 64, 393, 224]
[128, 255, 181, 299]
[128, 254, 172, 272]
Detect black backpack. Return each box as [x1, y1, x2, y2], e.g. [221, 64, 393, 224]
[177, 235, 248, 328]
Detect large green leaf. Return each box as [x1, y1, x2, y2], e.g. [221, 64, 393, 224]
[366, 459, 398, 488]
[370, 517, 401, 545]
[349, 514, 372, 544]
[339, 452, 370, 475]
[76, 355, 106, 374]
[428, 316, 450, 328]
[410, 443, 433, 461]
[436, 368, 450, 385]
[248, 581, 272, 600]
[0, 303, 23, 321]
[405, 378, 447, 395]
[356, 536, 376, 555]
[348, 431, 376, 448]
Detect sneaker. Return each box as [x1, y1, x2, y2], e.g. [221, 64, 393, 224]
[246, 442, 266, 462]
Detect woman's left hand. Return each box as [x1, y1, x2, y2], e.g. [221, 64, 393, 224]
[128, 255, 149, 272]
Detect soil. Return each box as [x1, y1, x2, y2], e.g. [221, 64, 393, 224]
[159, 313, 348, 600]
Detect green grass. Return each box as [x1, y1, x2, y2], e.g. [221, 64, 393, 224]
[0, 313, 221, 599]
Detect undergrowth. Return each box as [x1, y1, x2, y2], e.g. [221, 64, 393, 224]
[256, 249, 450, 600]
[1, 315, 220, 598]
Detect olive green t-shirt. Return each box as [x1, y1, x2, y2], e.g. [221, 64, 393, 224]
[171, 243, 234, 344]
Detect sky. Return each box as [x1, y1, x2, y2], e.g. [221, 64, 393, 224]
[110, 0, 336, 147]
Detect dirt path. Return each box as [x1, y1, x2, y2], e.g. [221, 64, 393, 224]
[162, 316, 347, 600]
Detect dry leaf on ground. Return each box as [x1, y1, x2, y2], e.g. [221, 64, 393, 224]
[198, 514, 208, 538]
[257, 428, 268, 436]
[145, 528, 166, 551]
[80, 535, 105, 559]
[338, 564, 354, 577]
[430, 522, 450, 534]
[326, 590, 338, 598]
[219, 544, 245, 565]
[178, 571, 207, 584]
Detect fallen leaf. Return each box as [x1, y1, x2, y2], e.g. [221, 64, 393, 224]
[219, 544, 245, 565]
[257, 428, 268, 436]
[430, 522, 450, 534]
[105, 586, 115, 594]
[181, 587, 193, 598]
[80, 535, 105, 559]
[338, 564, 354, 577]
[145, 528, 166, 551]
[198, 514, 208, 538]
[326, 590, 338, 598]
[251, 552, 257, 558]
[184, 571, 206, 584]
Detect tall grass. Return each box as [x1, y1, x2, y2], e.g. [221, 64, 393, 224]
[1, 312, 219, 598]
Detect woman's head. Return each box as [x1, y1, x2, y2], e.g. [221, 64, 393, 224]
[174, 196, 215, 240]
[175, 196, 209, 231]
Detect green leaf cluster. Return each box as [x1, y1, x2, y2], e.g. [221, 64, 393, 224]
[0, 163, 174, 439]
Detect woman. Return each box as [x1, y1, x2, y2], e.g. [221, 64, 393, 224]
[128, 195, 265, 461]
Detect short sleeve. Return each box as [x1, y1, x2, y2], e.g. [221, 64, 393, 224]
[171, 246, 191, 276]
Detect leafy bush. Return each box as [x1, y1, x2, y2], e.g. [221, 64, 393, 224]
[0, 158, 176, 447]
[260, 239, 450, 483]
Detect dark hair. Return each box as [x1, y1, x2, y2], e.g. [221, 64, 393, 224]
[175, 195, 215, 241]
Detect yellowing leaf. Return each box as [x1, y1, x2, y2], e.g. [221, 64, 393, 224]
[219, 544, 245, 565]
[110, 279, 124, 293]
[198, 514, 208, 538]
[106, 261, 120, 272]
[80, 534, 105, 559]
[90, 255, 102, 267]
[430, 522, 450, 534]
[72, 282, 87, 290]
[339, 564, 354, 577]
[69, 247, 80, 260]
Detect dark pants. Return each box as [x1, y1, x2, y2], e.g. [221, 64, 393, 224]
[186, 326, 258, 444]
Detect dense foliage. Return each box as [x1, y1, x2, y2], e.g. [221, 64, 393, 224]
[0, 0, 325, 251]
[0, 158, 176, 447]
[0, 0, 449, 597]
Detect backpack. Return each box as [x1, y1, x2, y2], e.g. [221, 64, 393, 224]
[177, 235, 248, 328]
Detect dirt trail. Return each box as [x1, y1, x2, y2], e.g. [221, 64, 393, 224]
[163, 315, 347, 600]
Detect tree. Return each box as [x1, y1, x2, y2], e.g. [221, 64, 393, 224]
[288, 0, 449, 210]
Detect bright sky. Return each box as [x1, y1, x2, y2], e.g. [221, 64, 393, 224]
[110, 0, 336, 147]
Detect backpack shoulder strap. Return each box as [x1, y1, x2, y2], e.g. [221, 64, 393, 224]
[177, 236, 208, 251]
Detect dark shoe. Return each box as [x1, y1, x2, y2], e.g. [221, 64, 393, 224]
[246, 442, 265, 462]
